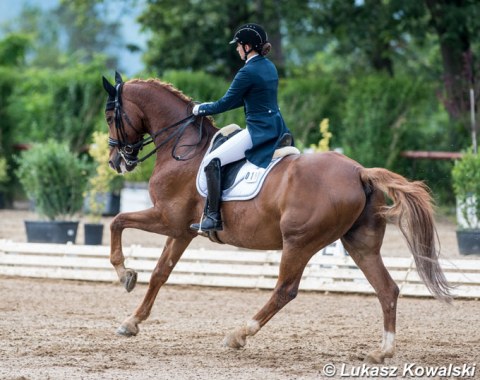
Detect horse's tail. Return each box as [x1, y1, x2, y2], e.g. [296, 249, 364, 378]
[360, 167, 453, 303]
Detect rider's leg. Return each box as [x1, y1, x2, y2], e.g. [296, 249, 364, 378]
[191, 129, 253, 232]
[202, 128, 253, 165]
[191, 158, 223, 231]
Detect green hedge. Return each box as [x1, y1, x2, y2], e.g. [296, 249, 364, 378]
[279, 76, 345, 150]
[8, 60, 106, 152]
[1, 63, 462, 205]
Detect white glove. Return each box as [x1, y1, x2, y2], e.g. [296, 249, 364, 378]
[192, 104, 200, 115]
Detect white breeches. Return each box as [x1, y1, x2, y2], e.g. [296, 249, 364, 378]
[203, 128, 253, 166]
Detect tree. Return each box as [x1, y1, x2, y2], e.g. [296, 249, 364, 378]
[1, 1, 123, 69]
[424, 0, 480, 128]
[139, 0, 287, 78]
[285, 0, 479, 142]
[55, 0, 122, 66]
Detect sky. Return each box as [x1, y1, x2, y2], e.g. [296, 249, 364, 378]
[0, 0, 147, 76]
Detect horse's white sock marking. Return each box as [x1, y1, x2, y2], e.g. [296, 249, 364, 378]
[246, 320, 260, 336]
[382, 331, 396, 353]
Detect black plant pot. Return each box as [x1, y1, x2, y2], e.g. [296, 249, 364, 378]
[456, 230, 480, 255]
[84, 223, 104, 245]
[25, 220, 79, 244]
[103, 193, 121, 216]
[83, 192, 121, 217]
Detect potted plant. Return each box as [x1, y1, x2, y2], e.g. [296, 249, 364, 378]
[451, 148, 480, 255]
[83, 131, 123, 245]
[0, 157, 8, 209]
[16, 140, 89, 243]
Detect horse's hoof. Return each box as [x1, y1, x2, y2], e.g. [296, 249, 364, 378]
[116, 323, 138, 337]
[365, 350, 385, 364]
[121, 269, 138, 293]
[223, 332, 246, 349]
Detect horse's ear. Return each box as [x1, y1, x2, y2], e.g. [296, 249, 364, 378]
[102, 76, 116, 97]
[115, 71, 123, 84]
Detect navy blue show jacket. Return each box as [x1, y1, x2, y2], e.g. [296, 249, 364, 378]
[197, 55, 291, 168]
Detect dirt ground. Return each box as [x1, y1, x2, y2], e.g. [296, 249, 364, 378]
[0, 210, 479, 379]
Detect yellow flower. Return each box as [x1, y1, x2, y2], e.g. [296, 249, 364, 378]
[310, 118, 332, 153]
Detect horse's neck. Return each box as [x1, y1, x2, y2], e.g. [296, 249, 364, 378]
[128, 81, 218, 167]
[148, 102, 217, 166]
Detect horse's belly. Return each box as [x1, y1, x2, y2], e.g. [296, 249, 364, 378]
[219, 213, 283, 250]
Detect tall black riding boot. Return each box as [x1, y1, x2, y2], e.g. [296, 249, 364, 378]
[190, 158, 223, 232]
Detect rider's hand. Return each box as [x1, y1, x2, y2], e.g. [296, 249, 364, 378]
[192, 104, 200, 115]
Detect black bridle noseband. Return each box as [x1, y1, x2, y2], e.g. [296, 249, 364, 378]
[106, 81, 208, 168]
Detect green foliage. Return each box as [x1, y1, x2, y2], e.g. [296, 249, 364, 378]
[161, 70, 244, 127]
[55, 0, 122, 65]
[0, 158, 8, 187]
[3, 2, 121, 69]
[341, 74, 426, 169]
[279, 75, 345, 150]
[0, 66, 21, 204]
[7, 59, 106, 151]
[0, 33, 30, 66]
[16, 140, 90, 220]
[452, 150, 480, 229]
[139, 0, 251, 77]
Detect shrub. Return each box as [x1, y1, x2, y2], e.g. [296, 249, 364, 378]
[451, 149, 480, 229]
[16, 140, 90, 220]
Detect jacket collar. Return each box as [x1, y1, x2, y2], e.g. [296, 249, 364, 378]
[245, 55, 262, 65]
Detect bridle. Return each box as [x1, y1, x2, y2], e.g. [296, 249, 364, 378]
[106, 81, 209, 167]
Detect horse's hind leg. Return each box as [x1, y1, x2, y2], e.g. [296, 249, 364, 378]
[223, 243, 316, 349]
[341, 203, 399, 364]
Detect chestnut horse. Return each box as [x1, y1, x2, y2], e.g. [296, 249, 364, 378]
[102, 72, 452, 364]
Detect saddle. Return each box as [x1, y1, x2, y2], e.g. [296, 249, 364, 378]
[196, 125, 299, 201]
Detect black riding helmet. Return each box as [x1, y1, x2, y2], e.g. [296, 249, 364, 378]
[229, 23, 268, 60]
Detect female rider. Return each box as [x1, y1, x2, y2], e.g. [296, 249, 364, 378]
[190, 23, 293, 232]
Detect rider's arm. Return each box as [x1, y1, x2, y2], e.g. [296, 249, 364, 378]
[195, 68, 251, 116]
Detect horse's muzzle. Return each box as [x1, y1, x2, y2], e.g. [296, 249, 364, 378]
[109, 151, 124, 174]
[109, 151, 138, 174]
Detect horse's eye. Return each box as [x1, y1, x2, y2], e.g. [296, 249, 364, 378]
[106, 116, 113, 125]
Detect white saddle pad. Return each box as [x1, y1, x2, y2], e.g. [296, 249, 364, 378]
[196, 125, 299, 201]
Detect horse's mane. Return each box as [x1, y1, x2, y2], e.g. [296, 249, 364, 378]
[128, 78, 192, 103]
[127, 78, 217, 127]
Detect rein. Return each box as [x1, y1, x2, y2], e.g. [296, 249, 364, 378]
[106, 81, 208, 166]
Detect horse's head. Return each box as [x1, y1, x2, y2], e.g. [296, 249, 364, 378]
[102, 72, 146, 174]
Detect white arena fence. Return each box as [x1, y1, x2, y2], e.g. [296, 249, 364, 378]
[0, 239, 479, 299]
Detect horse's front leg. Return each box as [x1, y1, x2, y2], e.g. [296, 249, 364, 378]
[110, 207, 175, 292]
[117, 235, 192, 337]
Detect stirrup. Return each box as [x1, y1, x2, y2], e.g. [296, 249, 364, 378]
[190, 213, 223, 232]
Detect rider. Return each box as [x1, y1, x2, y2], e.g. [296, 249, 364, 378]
[190, 23, 293, 232]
